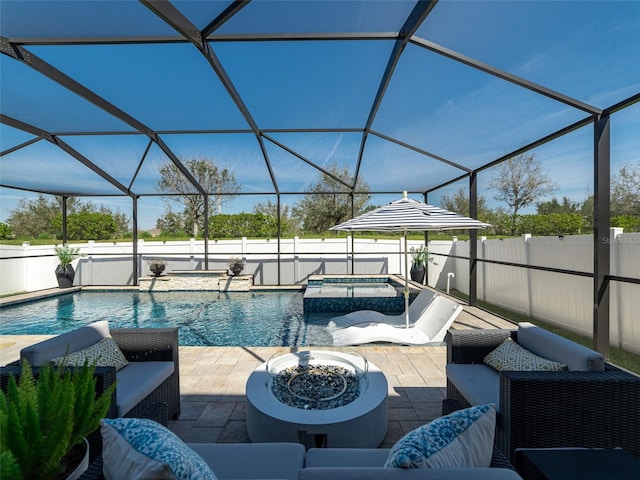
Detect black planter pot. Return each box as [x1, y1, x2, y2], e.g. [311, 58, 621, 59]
[149, 263, 166, 277]
[229, 264, 244, 276]
[56, 264, 75, 288]
[410, 264, 426, 284]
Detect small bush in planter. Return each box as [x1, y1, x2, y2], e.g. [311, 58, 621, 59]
[54, 246, 85, 288]
[55, 246, 84, 269]
[0, 360, 115, 480]
[409, 245, 431, 267]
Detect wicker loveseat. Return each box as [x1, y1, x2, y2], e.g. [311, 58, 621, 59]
[445, 323, 640, 461]
[0, 321, 180, 459]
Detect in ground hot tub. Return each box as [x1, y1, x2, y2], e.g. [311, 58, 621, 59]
[303, 275, 417, 313]
[245, 350, 388, 448]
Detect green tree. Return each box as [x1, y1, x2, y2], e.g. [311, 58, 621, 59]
[536, 196, 581, 215]
[612, 215, 640, 232]
[7, 194, 129, 240]
[156, 209, 188, 236]
[293, 164, 371, 234]
[0, 222, 13, 240]
[440, 188, 491, 219]
[516, 213, 586, 236]
[483, 209, 513, 236]
[611, 161, 640, 217]
[489, 153, 557, 233]
[209, 213, 279, 238]
[579, 195, 595, 231]
[65, 212, 119, 240]
[7, 194, 60, 238]
[253, 200, 295, 235]
[157, 158, 240, 237]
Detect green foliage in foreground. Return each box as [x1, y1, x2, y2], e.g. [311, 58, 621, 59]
[450, 290, 640, 375]
[0, 360, 115, 480]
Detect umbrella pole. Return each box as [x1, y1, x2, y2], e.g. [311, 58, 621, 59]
[404, 234, 410, 329]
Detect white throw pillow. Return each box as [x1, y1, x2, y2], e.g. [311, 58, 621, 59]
[385, 404, 496, 468]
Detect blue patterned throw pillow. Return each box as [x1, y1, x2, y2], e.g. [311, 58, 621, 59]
[484, 338, 567, 372]
[101, 418, 217, 480]
[385, 404, 496, 469]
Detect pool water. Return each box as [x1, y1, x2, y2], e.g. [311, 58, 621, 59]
[0, 291, 337, 347]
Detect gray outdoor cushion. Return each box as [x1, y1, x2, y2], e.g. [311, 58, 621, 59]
[517, 322, 605, 371]
[445, 364, 500, 411]
[20, 320, 110, 366]
[299, 467, 522, 480]
[116, 361, 174, 416]
[189, 442, 305, 480]
[305, 448, 390, 468]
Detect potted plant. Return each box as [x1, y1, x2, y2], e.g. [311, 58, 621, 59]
[0, 360, 115, 480]
[409, 245, 432, 284]
[228, 256, 245, 276]
[147, 257, 167, 277]
[54, 246, 84, 288]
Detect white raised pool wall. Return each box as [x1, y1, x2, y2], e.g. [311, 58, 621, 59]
[1, 231, 638, 353]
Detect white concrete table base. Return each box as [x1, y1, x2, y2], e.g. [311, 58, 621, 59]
[246, 351, 388, 448]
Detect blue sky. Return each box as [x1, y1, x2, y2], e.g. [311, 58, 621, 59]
[1, 0, 639, 230]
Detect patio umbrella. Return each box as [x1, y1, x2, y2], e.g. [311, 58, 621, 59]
[331, 192, 491, 328]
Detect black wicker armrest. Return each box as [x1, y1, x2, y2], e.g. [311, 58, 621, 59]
[112, 327, 181, 420]
[446, 328, 515, 364]
[498, 368, 640, 460]
[111, 327, 179, 364]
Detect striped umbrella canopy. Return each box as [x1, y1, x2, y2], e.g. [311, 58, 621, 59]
[331, 192, 491, 329]
[331, 194, 492, 232]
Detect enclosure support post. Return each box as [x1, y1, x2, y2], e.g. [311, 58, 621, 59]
[593, 114, 611, 357]
[423, 192, 429, 286]
[277, 194, 282, 286]
[132, 196, 138, 285]
[204, 195, 209, 270]
[62, 196, 68, 245]
[350, 193, 355, 275]
[469, 172, 478, 306]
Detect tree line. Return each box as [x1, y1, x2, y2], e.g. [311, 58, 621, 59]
[2, 156, 638, 241]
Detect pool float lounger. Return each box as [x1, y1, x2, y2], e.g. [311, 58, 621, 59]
[328, 289, 463, 346]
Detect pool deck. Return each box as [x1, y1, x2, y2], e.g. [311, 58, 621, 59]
[0, 287, 514, 447]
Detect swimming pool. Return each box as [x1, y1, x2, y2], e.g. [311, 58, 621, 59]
[0, 291, 339, 347]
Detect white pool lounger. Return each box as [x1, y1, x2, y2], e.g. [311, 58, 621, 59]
[328, 289, 463, 346]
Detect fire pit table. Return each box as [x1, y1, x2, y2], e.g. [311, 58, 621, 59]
[246, 350, 388, 448]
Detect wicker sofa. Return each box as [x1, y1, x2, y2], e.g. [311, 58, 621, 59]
[445, 323, 640, 461]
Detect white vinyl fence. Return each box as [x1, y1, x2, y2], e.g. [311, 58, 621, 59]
[1, 231, 638, 353]
[446, 230, 640, 355]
